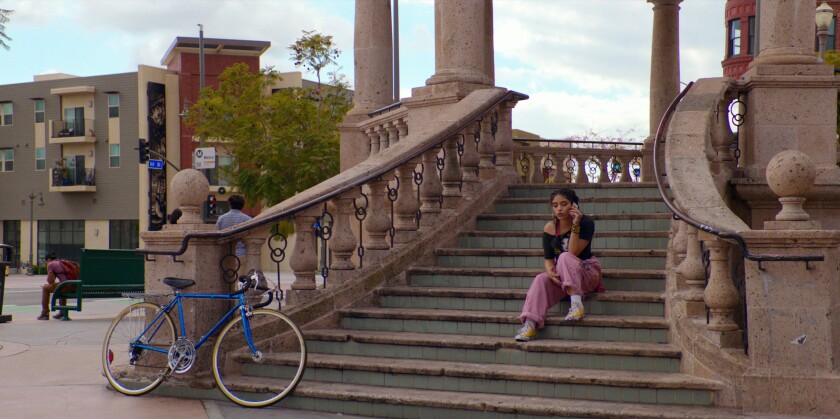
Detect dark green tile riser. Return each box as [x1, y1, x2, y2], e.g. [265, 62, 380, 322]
[508, 187, 664, 199]
[379, 295, 664, 317]
[306, 340, 681, 373]
[493, 201, 669, 215]
[458, 236, 669, 250]
[437, 255, 666, 270]
[340, 317, 668, 343]
[476, 218, 671, 232]
[409, 274, 665, 292]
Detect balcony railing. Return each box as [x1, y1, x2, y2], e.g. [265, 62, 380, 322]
[513, 138, 644, 184]
[49, 119, 96, 144]
[49, 167, 96, 192]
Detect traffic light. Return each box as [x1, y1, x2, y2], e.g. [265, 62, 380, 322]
[207, 194, 217, 215]
[138, 138, 150, 163]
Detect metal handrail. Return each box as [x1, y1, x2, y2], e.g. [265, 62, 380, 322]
[138, 90, 528, 257]
[367, 101, 403, 117]
[514, 138, 643, 146]
[652, 82, 823, 267]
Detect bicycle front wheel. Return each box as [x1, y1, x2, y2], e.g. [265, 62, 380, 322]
[102, 302, 176, 396]
[212, 309, 307, 407]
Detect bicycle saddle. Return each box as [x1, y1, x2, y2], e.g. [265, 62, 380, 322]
[163, 277, 196, 290]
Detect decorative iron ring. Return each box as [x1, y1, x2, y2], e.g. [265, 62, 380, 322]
[354, 191, 369, 221]
[219, 253, 241, 284]
[543, 155, 554, 170]
[268, 226, 288, 264]
[456, 134, 465, 158]
[728, 99, 745, 127]
[491, 111, 498, 136]
[414, 163, 424, 186]
[387, 176, 399, 202]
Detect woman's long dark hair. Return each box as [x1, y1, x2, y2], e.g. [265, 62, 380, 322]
[549, 188, 579, 222]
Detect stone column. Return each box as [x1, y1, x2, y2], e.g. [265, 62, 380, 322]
[750, 0, 820, 67]
[426, 0, 493, 87]
[644, 0, 682, 182]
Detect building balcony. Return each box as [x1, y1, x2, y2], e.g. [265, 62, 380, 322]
[49, 168, 96, 192]
[49, 119, 96, 144]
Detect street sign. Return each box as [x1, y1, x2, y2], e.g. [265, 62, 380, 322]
[193, 147, 216, 169]
[148, 159, 164, 170]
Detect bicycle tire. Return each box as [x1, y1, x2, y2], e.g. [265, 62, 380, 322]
[102, 302, 176, 396]
[212, 309, 306, 407]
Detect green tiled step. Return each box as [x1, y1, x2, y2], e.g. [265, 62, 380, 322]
[508, 183, 665, 199]
[436, 248, 666, 270]
[173, 381, 741, 419]
[377, 287, 664, 317]
[304, 329, 682, 373]
[258, 354, 719, 407]
[459, 230, 669, 250]
[339, 307, 669, 343]
[408, 267, 665, 292]
[477, 213, 672, 232]
[493, 197, 669, 215]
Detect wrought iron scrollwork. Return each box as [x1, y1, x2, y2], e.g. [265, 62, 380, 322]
[414, 163, 424, 228]
[436, 146, 445, 206]
[386, 175, 399, 247]
[631, 157, 642, 181]
[518, 153, 530, 182]
[728, 98, 745, 164]
[565, 156, 576, 183]
[219, 243, 241, 284]
[456, 134, 465, 161]
[587, 158, 599, 182]
[353, 186, 369, 268]
[314, 202, 334, 284]
[473, 121, 481, 150]
[610, 157, 621, 182]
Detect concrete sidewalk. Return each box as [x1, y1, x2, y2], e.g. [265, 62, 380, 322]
[0, 274, 360, 419]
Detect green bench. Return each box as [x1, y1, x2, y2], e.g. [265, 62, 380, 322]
[51, 249, 145, 320]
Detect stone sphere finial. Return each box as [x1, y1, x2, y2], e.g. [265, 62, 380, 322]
[766, 150, 815, 221]
[170, 169, 209, 224]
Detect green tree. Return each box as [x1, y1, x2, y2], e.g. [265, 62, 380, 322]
[289, 30, 340, 95]
[824, 50, 840, 137]
[0, 7, 13, 50]
[185, 62, 351, 207]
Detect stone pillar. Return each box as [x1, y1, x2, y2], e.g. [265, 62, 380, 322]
[366, 128, 380, 157]
[478, 118, 495, 180]
[289, 208, 320, 303]
[363, 180, 392, 251]
[394, 162, 421, 242]
[575, 155, 589, 184]
[426, 0, 493, 87]
[494, 104, 514, 172]
[529, 151, 544, 184]
[460, 126, 480, 186]
[750, 0, 820, 67]
[419, 149, 444, 224]
[701, 236, 741, 348]
[441, 137, 463, 207]
[644, 0, 682, 182]
[327, 196, 358, 284]
[675, 225, 706, 317]
[340, 0, 393, 171]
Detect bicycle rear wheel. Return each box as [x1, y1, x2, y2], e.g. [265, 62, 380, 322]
[102, 302, 176, 396]
[212, 309, 306, 407]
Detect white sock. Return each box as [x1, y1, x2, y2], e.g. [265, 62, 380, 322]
[570, 295, 582, 306]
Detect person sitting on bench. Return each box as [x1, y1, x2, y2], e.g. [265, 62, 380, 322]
[38, 253, 69, 320]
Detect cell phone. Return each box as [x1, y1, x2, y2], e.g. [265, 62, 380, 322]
[573, 203, 579, 209]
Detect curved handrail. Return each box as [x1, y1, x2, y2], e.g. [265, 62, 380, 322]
[138, 89, 529, 257]
[652, 82, 823, 265]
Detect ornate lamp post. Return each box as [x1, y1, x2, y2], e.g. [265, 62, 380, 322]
[816, 2, 834, 62]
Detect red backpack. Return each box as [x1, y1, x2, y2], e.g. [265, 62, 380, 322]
[59, 259, 80, 281]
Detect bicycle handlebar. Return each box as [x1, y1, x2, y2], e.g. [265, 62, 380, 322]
[235, 273, 276, 309]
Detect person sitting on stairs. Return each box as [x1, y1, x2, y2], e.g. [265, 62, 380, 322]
[515, 188, 604, 342]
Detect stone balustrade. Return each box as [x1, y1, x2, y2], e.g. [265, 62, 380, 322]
[513, 140, 643, 184]
[361, 106, 409, 158]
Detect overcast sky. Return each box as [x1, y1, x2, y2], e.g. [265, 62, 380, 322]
[0, 0, 726, 139]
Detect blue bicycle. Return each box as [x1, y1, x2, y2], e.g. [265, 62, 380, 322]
[101, 273, 306, 407]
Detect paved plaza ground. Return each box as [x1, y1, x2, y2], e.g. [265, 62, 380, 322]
[0, 273, 358, 419]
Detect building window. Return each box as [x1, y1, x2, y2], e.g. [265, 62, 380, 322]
[0, 102, 12, 126]
[728, 19, 741, 58]
[3, 220, 21, 268]
[747, 16, 756, 55]
[38, 220, 85, 263]
[34, 100, 45, 123]
[109, 144, 120, 168]
[1, 149, 13, 172]
[108, 93, 119, 118]
[63, 107, 85, 136]
[829, 17, 836, 52]
[205, 155, 233, 186]
[109, 220, 139, 250]
[36, 147, 45, 171]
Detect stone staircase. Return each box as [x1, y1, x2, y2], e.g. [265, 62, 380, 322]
[218, 183, 744, 417]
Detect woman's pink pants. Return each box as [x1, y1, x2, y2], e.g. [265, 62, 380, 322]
[519, 252, 603, 328]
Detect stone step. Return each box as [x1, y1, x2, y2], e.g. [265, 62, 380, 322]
[408, 267, 665, 292]
[459, 230, 669, 250]
[477, 213, 672, 232]
[339, 307, 669, 343]
[377, 287, 664, 317]
[508, 183, 665, 199]
[493, 197, 670, 215]
[164, 380, 741, 418]
[304, 329, 682, 373]
[435, 248, 667, 270]
[259, 353, 720, 407]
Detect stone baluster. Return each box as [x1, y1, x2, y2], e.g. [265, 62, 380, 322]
[529, 151, 544, 184]
[363, 180, 391, 251]
[376, 125, 389, 152]
[618, 156, 632, 183]
[289, 208, 320, 303]
[460, 126, 480, 186]
[478, 118, 495, 180]
[396, 118, 408, 143]
[598, 155, 610, 183]
[675, 225, 706, 317]
[575, 155, 589, 184]
[495, 104, 514, 171]
[420, 148, 443, 224]
[441, 137, 462, 207]
[327, 194, 359, 284]
[366, 128, 380, 157]
[394, 161, 421, 242]
[703, 238, 740, 341]
[386, 122, 399, 148]
[243, 235, 266, 274]
[670, 220, 688, 266]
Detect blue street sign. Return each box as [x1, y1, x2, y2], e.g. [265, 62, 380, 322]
[148, 159, 164, 170]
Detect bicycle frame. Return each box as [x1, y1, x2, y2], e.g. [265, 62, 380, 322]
[131, 289, 258, 358]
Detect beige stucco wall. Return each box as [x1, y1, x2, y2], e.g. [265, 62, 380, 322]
[84, 220, 109, 249]
[19, 220, 34, 266]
